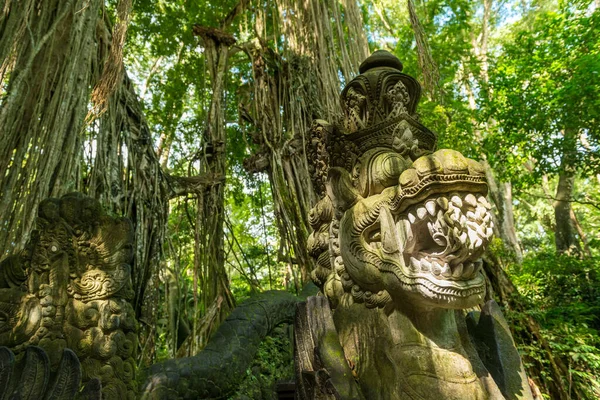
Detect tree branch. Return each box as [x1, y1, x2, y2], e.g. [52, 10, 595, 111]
[521, 191, 600, 212]
[167, 173, 225, 198]
[220, 0, 251, 30]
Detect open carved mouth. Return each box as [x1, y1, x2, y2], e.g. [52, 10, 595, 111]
[399, 191, 493, 280]
[363, 188, 494, 304]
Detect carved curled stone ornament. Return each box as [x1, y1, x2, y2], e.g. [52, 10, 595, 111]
[300, 50, 534, 400]
[0, 193, 138, 399]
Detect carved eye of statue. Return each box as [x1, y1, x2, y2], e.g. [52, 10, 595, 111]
[50, 243, 59, 253]
[363, 152, 411, 196]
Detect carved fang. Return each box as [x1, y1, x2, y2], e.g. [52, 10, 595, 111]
[380, 206, 399, 254]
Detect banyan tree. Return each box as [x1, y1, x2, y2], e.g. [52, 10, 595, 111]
[0, 0, 595, 399]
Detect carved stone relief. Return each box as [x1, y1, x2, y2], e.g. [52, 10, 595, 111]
[300, 50, 534, 400]
[0, 192, 138, 399]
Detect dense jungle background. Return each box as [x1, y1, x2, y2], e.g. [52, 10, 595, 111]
[1, 0, 599, 398]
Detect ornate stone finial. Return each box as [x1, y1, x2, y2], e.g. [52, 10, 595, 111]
[358, 50, 404, 73]
[341, 50, 429, 140]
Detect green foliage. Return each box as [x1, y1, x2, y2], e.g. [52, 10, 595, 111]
[483, 2, 600, 185]
[225, 173, 288, 300]
[229, 326, 295, 400]
[119, 0, 600, 395]
[508, 253, 600, 399]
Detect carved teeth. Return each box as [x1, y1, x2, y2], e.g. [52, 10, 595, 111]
[465, 194, 477, 207]
[444, 213, 454, 226]
[463, 262, 475, 278]
[452, 263, 464, 278]
[427, 221, 435, 235]
[452, 207, 461, 221]
[425, 200, 436, 216]
[432, 261, 443, 276]
[450, 195, 463, 208]
[477, 195, 491, 208]
[410, 257, 420, 272]
[408, 212, 416, 224]
[441, 263, 452, 277]
[417, 206, 427, 220]
[436, 197, 449, 211]
[476, 225, 486, 238]
[421, 258, 431, 272]
[486, 227, 494, 238]
[468, 230, 479, 246]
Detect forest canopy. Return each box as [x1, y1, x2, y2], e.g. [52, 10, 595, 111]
[0, 0, 599, 398]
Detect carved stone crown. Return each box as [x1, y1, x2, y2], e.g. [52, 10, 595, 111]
[334, 50, 437, 167]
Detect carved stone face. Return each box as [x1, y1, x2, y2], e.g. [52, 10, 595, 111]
[307, 51, 494, 311]
[0, 193, 138, 398]
[330, 148, 493, 310]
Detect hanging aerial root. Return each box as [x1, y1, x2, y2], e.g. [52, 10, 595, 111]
[88, 0, 133, 120]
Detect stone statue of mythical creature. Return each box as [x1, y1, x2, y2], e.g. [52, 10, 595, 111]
[0, 192, 137, 399]
[298, 50, 534, 400]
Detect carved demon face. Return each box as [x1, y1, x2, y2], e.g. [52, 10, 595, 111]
[327, 148, 493, 310]
[306, 51, 495, 311]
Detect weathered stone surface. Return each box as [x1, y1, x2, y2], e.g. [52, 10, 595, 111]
[0, 193, 137, 399]
[140, 289, 315, 400]
[0, 345, 98, 400]
[300, 50, 533, 399]
[467, 300, 534, 400]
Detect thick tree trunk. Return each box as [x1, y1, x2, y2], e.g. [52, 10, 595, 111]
[88, 71, 172, 365]
[485, 162, 524, 263]
[554, 169, 582, 256]
[554, 128, 583, 256]
[407, 0, 441, 100]
[187, 26, 237, 354]
[0, 0, 103, 258]
[243, 26, 317, 283]
[242, 0, 369, 284]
